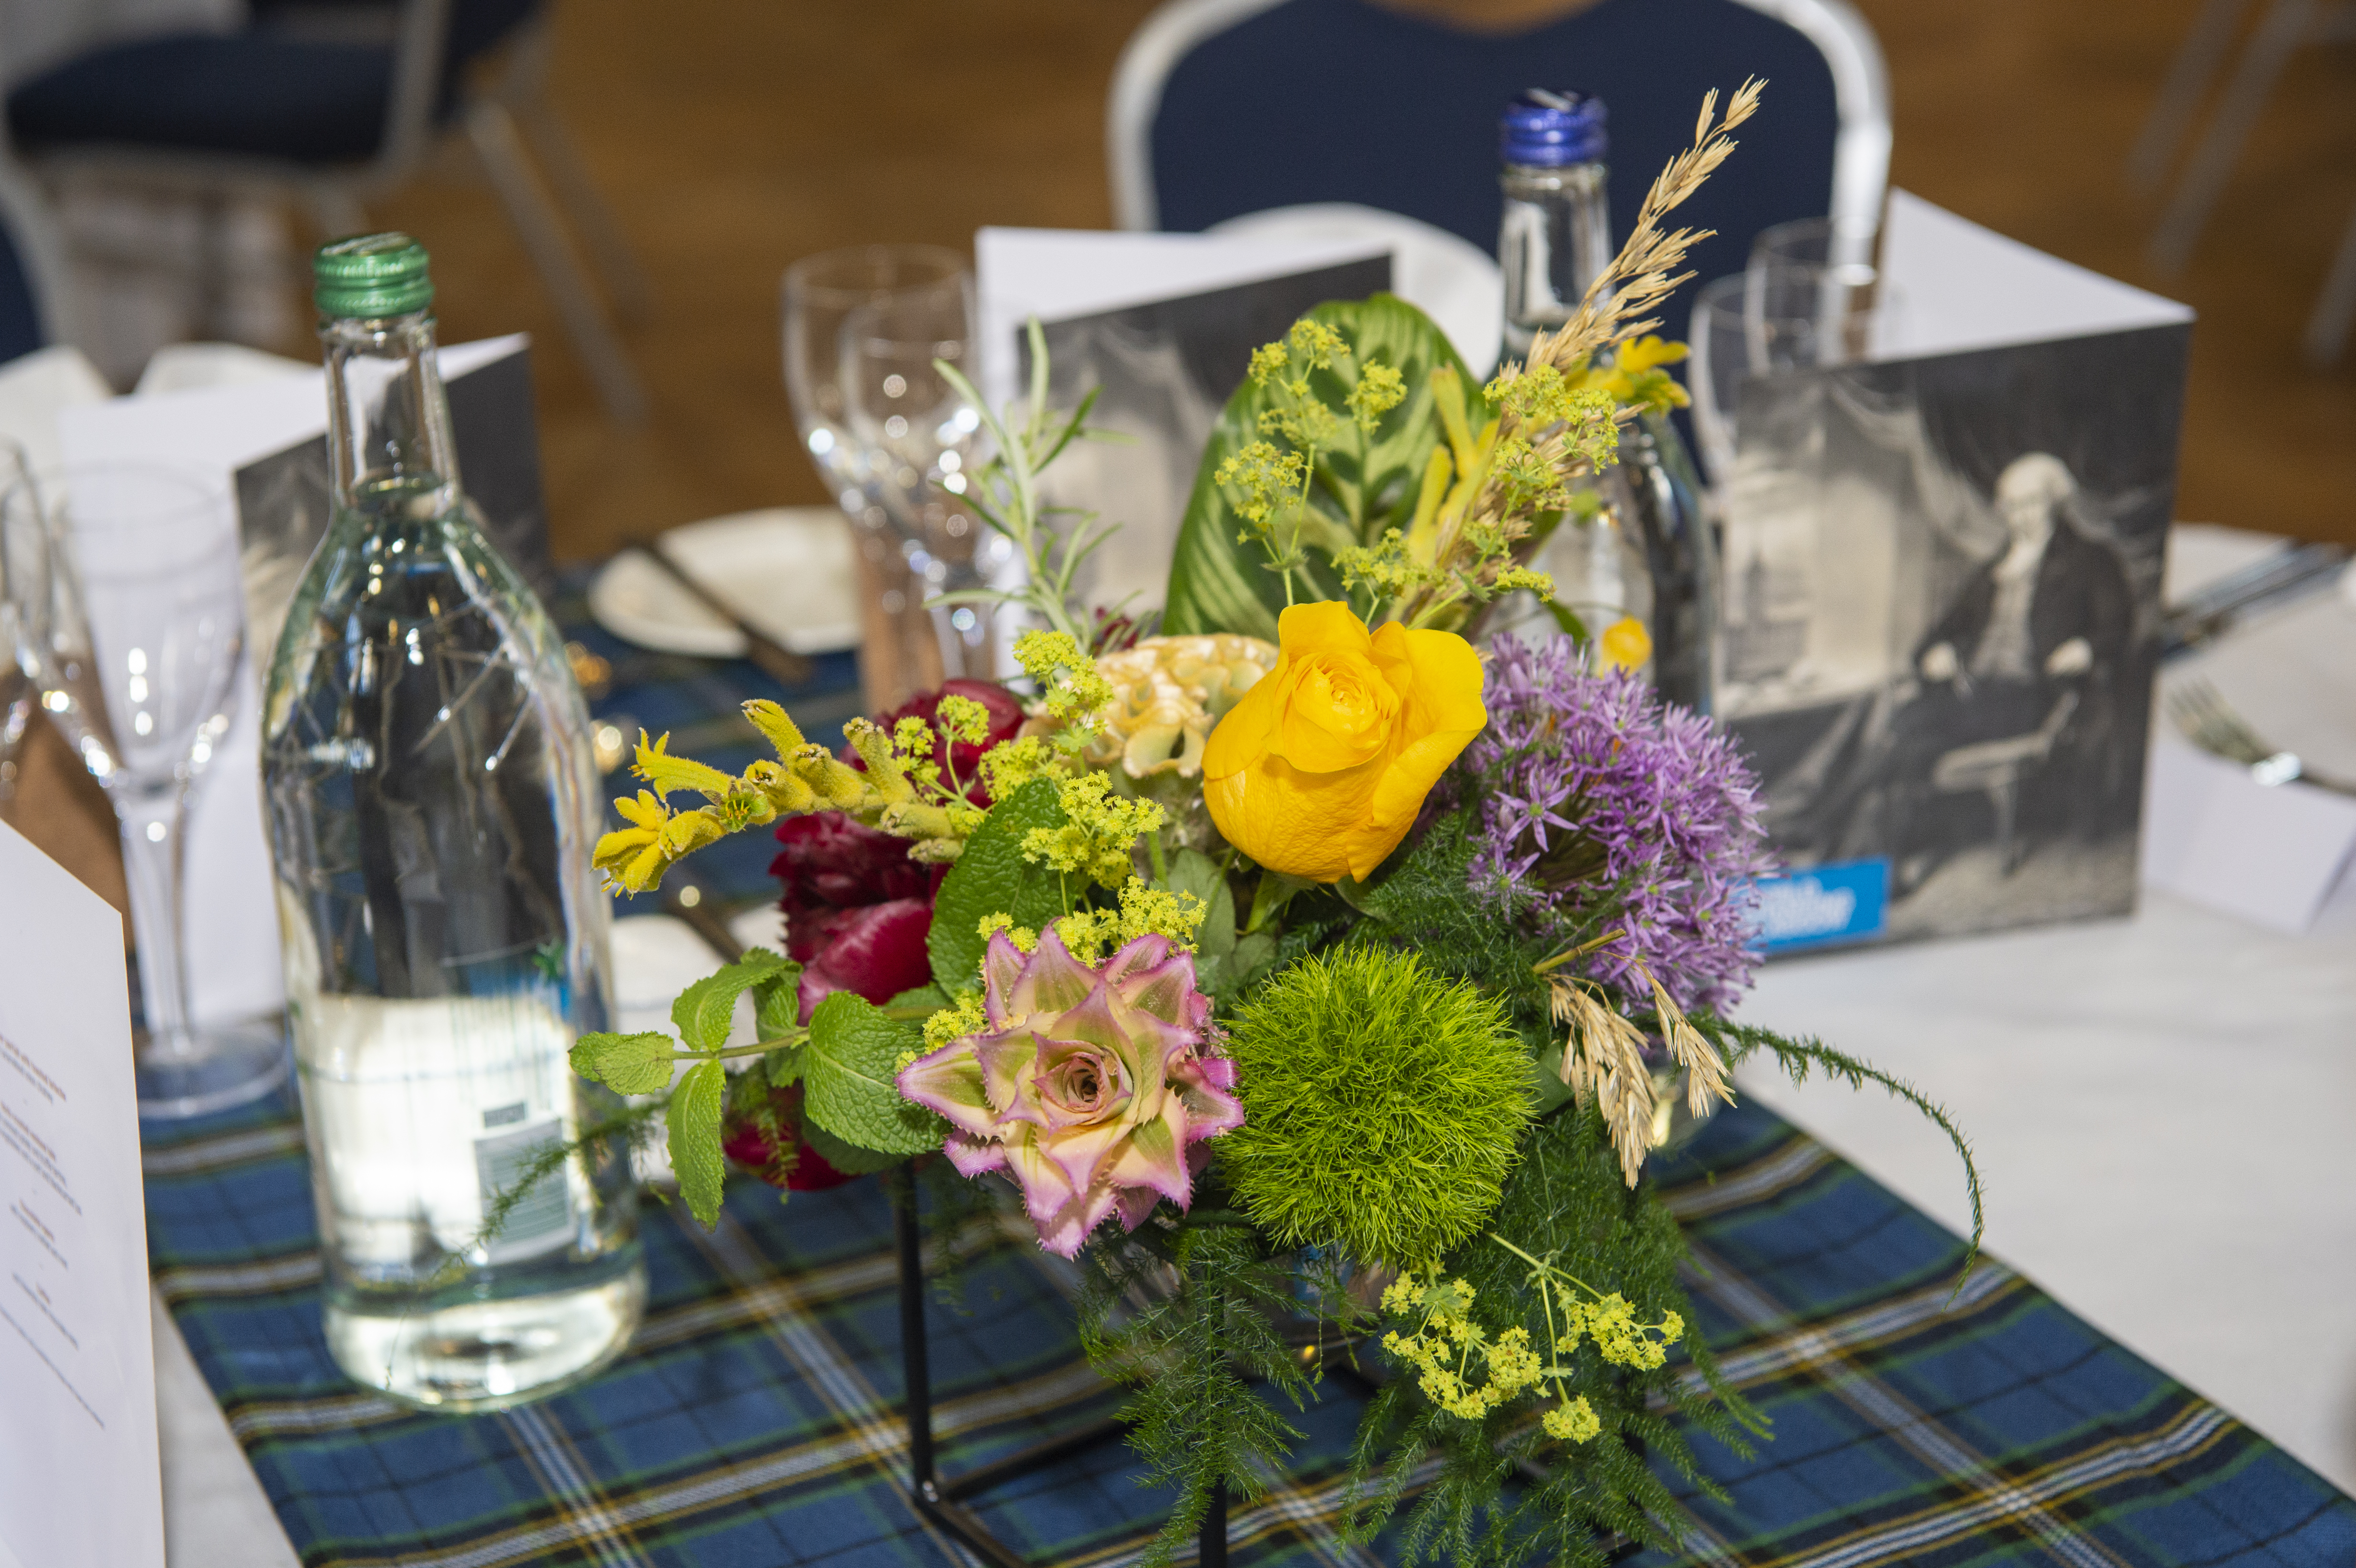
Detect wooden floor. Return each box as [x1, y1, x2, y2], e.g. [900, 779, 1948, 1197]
[361, 0, 2356, 561]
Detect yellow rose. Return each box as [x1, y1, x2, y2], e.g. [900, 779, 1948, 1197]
[1202, 601, 1487, 882]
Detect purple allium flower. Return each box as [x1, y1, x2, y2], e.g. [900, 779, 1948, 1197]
[1465, 635, 1775, 1013]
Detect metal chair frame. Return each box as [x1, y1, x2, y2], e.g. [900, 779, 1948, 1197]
[2134, 0, 2356, 365]
[0, 0, 650, 417]
[1105, 0, 1891, 268]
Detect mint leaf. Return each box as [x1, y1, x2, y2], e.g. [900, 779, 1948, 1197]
[927, 776, 1070, 991]
[889, 982, 951, 1014]
[805, 1121, 908, 1176]
[570, 1030, 676, 1096]
[763, 1043, 807, 1088]
[751, 960, 806, 1043]
[804, 991, 945, 1157]
[667, 1059, 728, 1226]
[673, 949, 794, 1055]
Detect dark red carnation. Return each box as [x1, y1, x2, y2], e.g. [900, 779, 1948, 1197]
[794, 897, 933, 1021]
[771, 813, 939, 962]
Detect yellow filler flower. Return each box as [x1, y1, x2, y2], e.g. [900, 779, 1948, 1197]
[1201, 601, 1486, 882]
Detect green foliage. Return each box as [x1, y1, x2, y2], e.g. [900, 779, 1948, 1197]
[1701, 1013, 1985, 1285]
[668, 1060, 728, 1226]
[804, 1121, 907, 1176]
[928, 319, 1122, 648]
[449, 1094, 656, 1277]
[803, 992, 944, 1156]
[1344, 1107, 1763, 1565]
[1076, 1205, 1313, 1568]
[1342, 813, 1555, 1019]
[1220, 947, 1534, 1264]
[673, 948, 795, 1053]
[927, 776, 1071, 990]
[570, 946, 812, 1229]
[1164, 294, 1481, 639]
[1159, 846, 1274, 1002]
[569, 1030, 676, 1097]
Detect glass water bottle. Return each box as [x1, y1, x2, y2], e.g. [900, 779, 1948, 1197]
[1496, 89, 1718, 714]
[262, 234, 643, 1410]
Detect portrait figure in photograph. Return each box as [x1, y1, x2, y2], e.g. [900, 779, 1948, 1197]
[1718, 326, 2185, 943]
[1880, 452, 2133, 893]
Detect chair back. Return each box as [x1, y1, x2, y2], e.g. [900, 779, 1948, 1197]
[1109, 0, 1888, 328]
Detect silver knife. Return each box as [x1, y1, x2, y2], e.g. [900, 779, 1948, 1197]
[633, 542, 817, 686]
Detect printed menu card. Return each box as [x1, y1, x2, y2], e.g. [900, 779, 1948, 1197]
[0, 818, 164, 1568]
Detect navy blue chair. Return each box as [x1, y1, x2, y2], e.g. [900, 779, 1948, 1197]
[2, 0, 647, 417]
[1110, 0, 1889, 338]
[0, 163, 68, 365]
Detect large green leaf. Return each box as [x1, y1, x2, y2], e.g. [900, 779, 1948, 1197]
[667, 1059, 728, 1226]
[805, 1122, 909, 1176]
[927, 776, 1071, 992]
[672, 949, 793, 1055]
[804, 991, 946, 1156]
[1162, 294, 1483, 638]
[569, 1030, 676, 1097]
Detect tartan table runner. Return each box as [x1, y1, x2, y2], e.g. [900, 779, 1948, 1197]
[137, 583, 2356, 1566]
[143, 1093, 2356, 1568]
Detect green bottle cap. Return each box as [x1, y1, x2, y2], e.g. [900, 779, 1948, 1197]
[313, 232, 434, 318]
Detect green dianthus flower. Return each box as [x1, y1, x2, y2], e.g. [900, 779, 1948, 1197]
[1218, 947, 1535, 1264]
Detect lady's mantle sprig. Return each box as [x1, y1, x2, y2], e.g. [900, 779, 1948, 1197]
[1214, 318, 1407, 606]
[1379, 1241, 1686, 1446]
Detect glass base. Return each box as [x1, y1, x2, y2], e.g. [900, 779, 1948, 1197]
[136, 1014, 293, 1120]
[324, 1256, 646, 1412]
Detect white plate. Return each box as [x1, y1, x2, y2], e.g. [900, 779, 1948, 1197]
[589, 506, 862, 657]
[1208, 203, 1505, 377]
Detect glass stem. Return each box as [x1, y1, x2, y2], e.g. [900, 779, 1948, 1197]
[116, 781, 193, 1053]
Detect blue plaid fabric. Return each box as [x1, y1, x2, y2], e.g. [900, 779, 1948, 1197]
[138, 587, 2356, 1567]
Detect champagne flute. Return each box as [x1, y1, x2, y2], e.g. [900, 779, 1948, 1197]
[5, 464, 289, 1117]
[783, 245, 996, 701]
[0, 439, 33, 806]
[1686, 266, 1905, 486]
[836, 292, 994, 679]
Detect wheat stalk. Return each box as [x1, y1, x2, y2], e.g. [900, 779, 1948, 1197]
[1550, 962, 1738, 1188]
[1530, 77, 1765, 375]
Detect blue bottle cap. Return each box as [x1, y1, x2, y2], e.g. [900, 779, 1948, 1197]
[1499, 89, 1607, 167]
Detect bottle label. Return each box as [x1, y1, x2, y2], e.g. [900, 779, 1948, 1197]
[473, 1108, 574, 1262]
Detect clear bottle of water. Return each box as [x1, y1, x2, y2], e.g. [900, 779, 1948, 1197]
[1496, 90, 1718, 714]
[262, 234, 643, 1411]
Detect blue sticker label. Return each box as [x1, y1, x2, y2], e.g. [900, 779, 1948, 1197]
[1752, 858, 1890, 952]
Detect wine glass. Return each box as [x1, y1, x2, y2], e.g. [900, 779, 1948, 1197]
[1686, 266, 1904, 485]
[0, 439, 33, 806]
[4, 464, 290, 1117]
[783, 245, 996, 698]
[836, 292, 995, 678]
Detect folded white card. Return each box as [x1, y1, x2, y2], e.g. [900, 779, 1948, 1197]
[0, 819, 164, 1568]
[2142, 728, 2356, 934]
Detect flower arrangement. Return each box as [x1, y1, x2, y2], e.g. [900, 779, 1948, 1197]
[567, 81, 1980, 1566]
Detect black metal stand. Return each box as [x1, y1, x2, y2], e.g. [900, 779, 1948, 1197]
[894, 1168, 1159, 1567]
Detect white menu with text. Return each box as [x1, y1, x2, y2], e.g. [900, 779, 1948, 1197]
[0, 819, 164, 1568]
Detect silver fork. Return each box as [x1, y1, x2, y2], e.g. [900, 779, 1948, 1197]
[2165, 676, 2356, 796]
